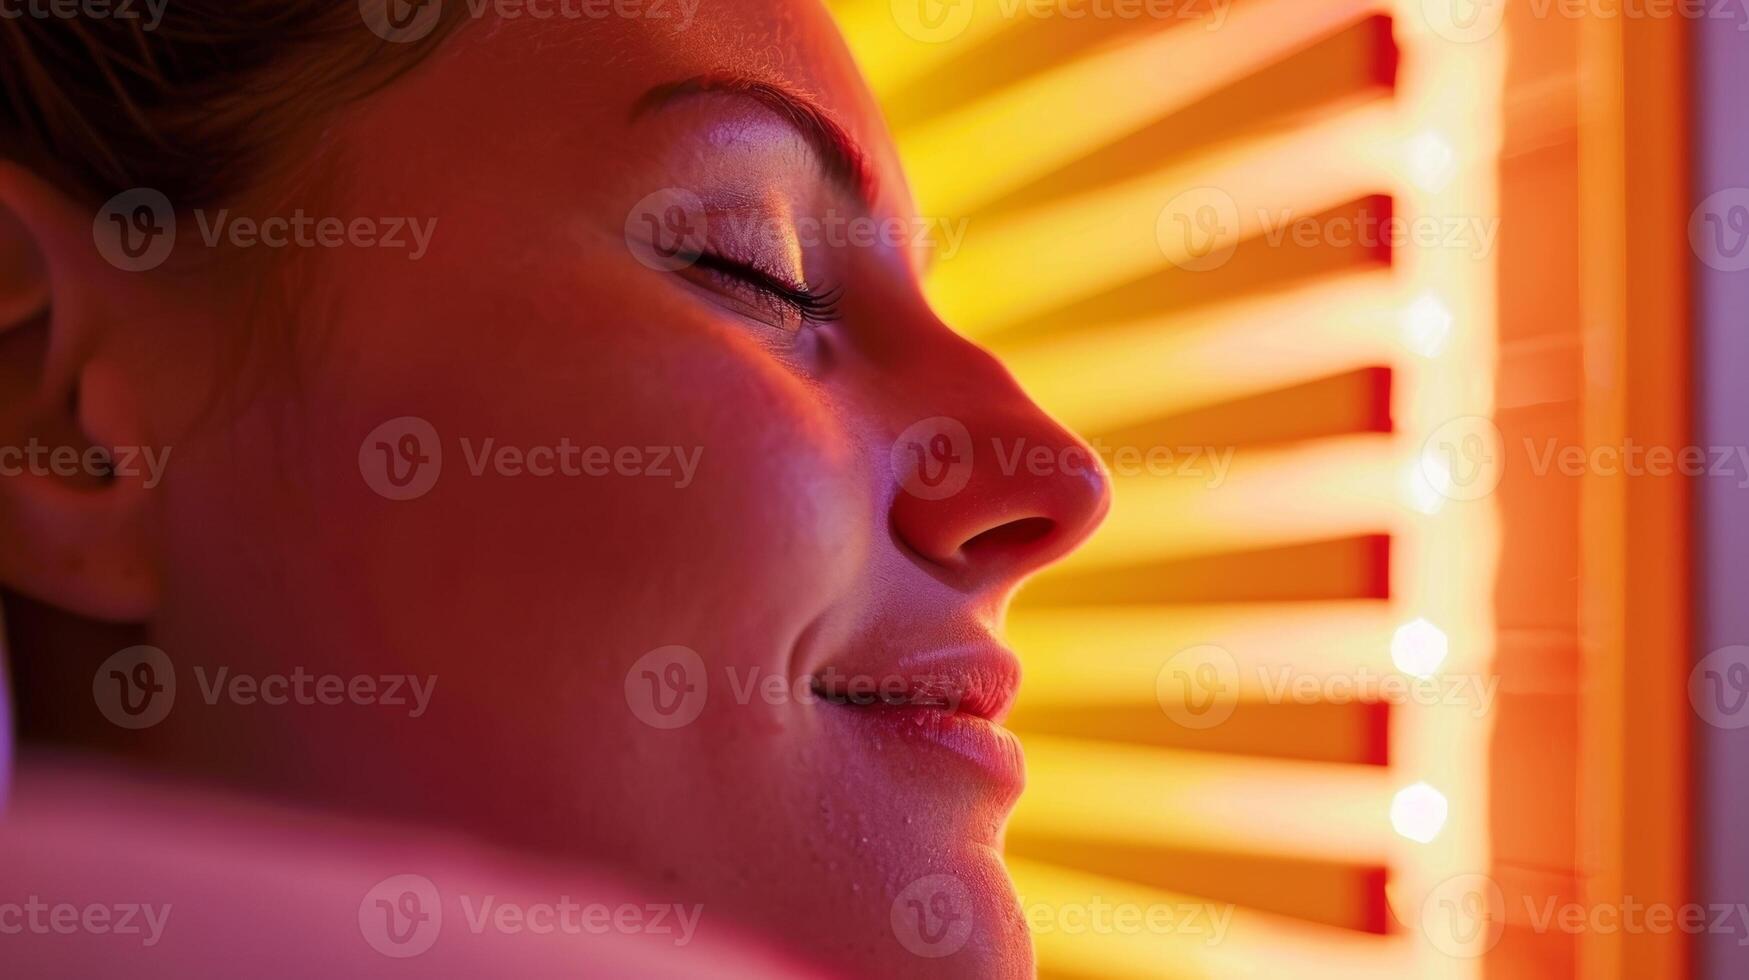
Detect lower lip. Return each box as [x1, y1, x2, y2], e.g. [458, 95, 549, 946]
[829, 702, 1026, 797]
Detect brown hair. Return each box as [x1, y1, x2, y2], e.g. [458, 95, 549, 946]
[0, 2, 462, 206]
[0, 5, 468, 747]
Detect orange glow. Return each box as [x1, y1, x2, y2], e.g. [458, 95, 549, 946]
[819, 0, 1728, 971]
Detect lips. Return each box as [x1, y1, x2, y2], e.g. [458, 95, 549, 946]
[812, 639, 1026, 797]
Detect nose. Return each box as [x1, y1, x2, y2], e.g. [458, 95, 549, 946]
[886, 338, 1110, 587]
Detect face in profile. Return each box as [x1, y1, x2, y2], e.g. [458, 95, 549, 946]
[0, 2, 1107, 976]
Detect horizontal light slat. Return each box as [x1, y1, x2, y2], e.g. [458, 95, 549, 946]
[1012, 736, 1396, 863]
[828, 0, 1019, 96]
[1007, 601, 1398, 708]
[925, 101, 1398, 334]
[991, 271, 1401, 427]
[899, 0, 1385, 216]
[1008, 857, 1410, 980]
[1051, 434, 1402, 571]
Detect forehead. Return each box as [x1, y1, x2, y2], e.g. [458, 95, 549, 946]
[363, 0, 913, 217]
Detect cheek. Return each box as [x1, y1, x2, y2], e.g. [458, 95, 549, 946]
[180, 258, 869, 720]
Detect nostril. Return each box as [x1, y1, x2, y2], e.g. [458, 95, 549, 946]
[960, 516, 1056, 561]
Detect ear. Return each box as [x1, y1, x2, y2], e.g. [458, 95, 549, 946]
[0, 164, 163, 622]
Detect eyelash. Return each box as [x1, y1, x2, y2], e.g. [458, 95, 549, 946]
[688, 250, 844, 326]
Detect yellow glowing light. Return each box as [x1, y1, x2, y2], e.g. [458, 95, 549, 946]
[1391, 619, 1450, 679]
[1405, 130, 1459, 193]
[1390, 782, 1450, 844]
[1406, 460, 1448, 517]
[832, 1, 1506, 975]
[1402, 293, 1455, 357]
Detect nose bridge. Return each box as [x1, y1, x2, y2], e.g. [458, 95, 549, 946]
[877, 321, 1110, 585]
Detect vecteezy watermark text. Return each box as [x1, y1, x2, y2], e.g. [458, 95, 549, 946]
[0, 440, 171, 489]
[92, 188, 439, 272]
[192, 666, 436, 719]
[0, 897, 171, 947]
[890, 0, 1230, 44]
[1019, 895, 1234, 943]
[357, 874, 701, 958]
[1155, 645, 1498, 730]
[0, 0, 167, 29]
[358, 417, 704, 501]
[93, 646, 437, 730]
[624, 189, 971, 272]
[1258, 208, 1500, 260]
[362, 0, 703, 44]
[1419, 417, 1749, 504]
[623, 647, 974, 730]
[890, 417, 1234, 501]
[457, 438, 701, 487]
[193, 210, 436, 260]
[1420, 874, 1749, 958]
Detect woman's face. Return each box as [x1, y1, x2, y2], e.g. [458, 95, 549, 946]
[43, 2, 1107, 975]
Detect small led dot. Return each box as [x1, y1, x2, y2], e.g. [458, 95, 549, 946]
[1391, 782, 1449, 844]
[1406, 131, 1459, 193]
[1392, 618, 1450, 679]
[1403, 293, 1455, 357]
[1407, 461, 1447, 516]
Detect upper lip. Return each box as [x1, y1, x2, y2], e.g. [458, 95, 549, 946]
[810, 637, 1022, 723]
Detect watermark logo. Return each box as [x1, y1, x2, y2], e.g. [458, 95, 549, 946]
[1420, 416, 1505, 502]
[0, 439, 172, 489]
[892, 874, 974, 958]
[1421, 0, 1507, 43]
[92, 645, 175, 729]
[360, 417, 443, 501]
[1154, 644, 1240, 729]
[190, 210, 436, 259]
[1155, 644, 1497, 728]
[622, 658, 971, 728]
[358, 875, 701, 956]
[1523, 896, 1749, 945]
[0, 897, 171, 946]
[1157, 186, 1240, 272]
[458, 439, 701, 487]
[624, 189, 971, 268]
[360, 874, 443, 958]
[0, 0, 170, 29]
[360, 0, 444, 41]
[93, 188, 175, 272]
[1691, 188, 1749, 272]
[1020, 896, 1233, 943]
[892, 417, 975, 500]
[365, 0, 702, 40]
[1257, 208, 1499, 260]
[626, 188, 709, 272]
[1422, 424, 1749, 501]
[995, 437, 1225, 485]
[361, 420, 703, 500]
[95, 188, 434, 265]
[456, 896, 701, 943]
[1420, 873, 1749, 956]
[624, 645, 709, 729]
[1691, 645, 1749, 729]
[891, 0, 1228, 40]
[1429, 0, 1749, 43]
[94, 647, 435, 726]
[891, 0, 976, 42]
[1421, 874, 1506, 957]
[192, 667, 436, 718]
[1000, 0, 1228, 26]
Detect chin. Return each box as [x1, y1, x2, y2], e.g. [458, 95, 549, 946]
[851, 847, 1035, 980]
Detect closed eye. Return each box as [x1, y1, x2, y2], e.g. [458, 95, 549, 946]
[685, 250, 843, 329]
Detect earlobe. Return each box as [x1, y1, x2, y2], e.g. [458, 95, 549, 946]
[0, 164, 163, 623]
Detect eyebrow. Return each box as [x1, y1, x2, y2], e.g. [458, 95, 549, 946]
[632, 72, 878, 208]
